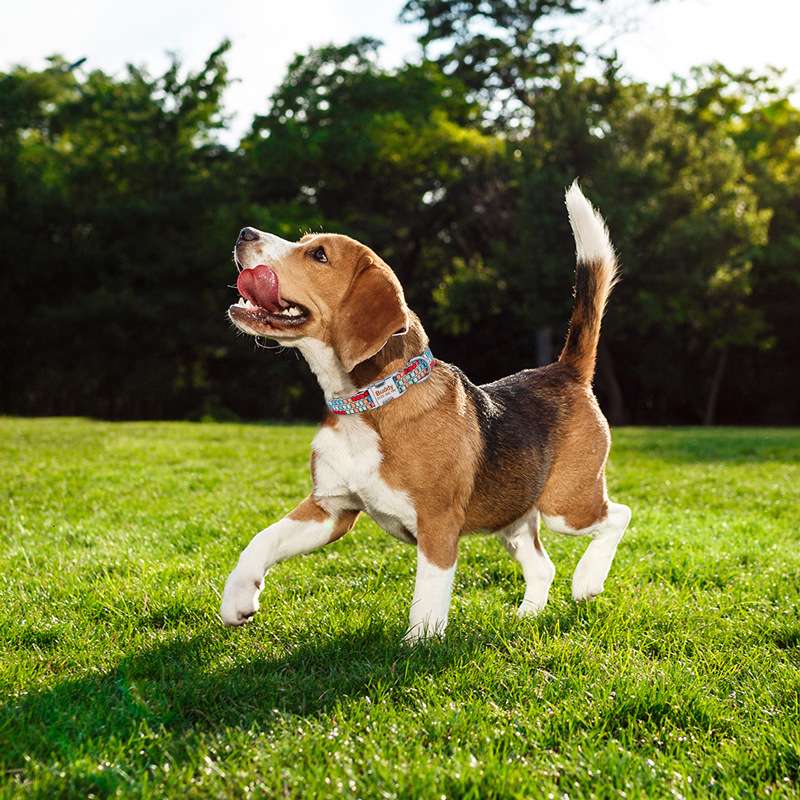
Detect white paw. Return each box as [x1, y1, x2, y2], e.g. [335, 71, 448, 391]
[571, 563, 605, 602]
[516, 595, 548, 618]
[220, 568, 264, 626]
[402, 619, 447, 645]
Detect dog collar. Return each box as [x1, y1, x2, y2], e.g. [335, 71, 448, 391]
[327, 348, 437, 415]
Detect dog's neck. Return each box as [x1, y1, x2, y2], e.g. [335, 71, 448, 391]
[296, 338, 356, 401]
[350, 313, 429, 390]
[296, 314, 429, 404]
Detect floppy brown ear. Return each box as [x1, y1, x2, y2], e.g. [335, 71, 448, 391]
[332, 255, 409, 372]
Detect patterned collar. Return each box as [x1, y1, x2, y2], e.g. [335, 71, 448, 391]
[327, 348, 437, 415]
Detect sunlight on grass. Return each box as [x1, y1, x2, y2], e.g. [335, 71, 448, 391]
[1, 419, 798, 798]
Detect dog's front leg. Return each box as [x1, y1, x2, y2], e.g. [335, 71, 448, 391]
[220, 496, 358, 627]
[404, 519, 460, 644]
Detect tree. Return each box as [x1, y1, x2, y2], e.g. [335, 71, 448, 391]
[671, 66, 800, 423]
[400, 0, 594, 127]
[0, 19, 796, 425]
[428, 59, 770, 423]
[0, 44, 241, 419]
[240, 38, 507, 364]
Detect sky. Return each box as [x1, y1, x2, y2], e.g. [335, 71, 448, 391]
[2, 0, 799, 143]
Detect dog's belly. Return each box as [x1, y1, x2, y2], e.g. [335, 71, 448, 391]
[311, 417, 417, 545]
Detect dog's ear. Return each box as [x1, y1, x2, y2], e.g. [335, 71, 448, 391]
[331, 253, 409, 373]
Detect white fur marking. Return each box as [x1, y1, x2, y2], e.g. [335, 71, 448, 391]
[220, 516, 334, 625]
[312, 416, 417, 544]
[570, 502, 630, 601]
[541, 513, 584, 537]
[542, 502, 631, 601]
[404, 549, 456, 643]
[564, 181, 615, 265]
[499, 514, 555, 617]
[243, 230, 296, 264]
[297, 339, 355, 400]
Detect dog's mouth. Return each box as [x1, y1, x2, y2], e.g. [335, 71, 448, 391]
[229, 264, 310, 330]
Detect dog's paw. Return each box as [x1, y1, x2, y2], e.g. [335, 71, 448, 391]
[516, 596, 547, 618]
[401, 628, 433, 646]
[402, 620, 446, 645]
[220, 568, 264, 626]
[571, 564, 605, 602]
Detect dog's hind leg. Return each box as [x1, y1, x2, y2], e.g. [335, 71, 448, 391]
[499, 511, 555, 617]
[542, 501, 631, 601]
[571, 501, 630, 601]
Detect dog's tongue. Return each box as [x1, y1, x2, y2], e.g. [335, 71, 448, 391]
[236, 265, 288, 312]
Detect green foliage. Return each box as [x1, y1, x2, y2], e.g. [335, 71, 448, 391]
[240, 38, 502, 283]
[1, 2, 798, 423]
[401, 0, 593, 124]
[0, 43, 251, 419]
[432, 255, 506, 335]
[672, 65, 800, 420]
[1, 419, 799, 797]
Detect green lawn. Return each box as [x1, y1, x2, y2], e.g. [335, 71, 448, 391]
[1, 419, 798, 799]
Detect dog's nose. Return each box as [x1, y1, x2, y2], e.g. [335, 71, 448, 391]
[238, 227, 259, 242]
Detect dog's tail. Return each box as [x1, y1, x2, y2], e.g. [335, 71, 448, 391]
[558, 181, 619, 384]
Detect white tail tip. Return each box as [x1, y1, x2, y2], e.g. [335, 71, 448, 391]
[565, 180, 615, 265]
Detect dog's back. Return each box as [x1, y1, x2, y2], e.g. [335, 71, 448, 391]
[460, 181, 618, 533]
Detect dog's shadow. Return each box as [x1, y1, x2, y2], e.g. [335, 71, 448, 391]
[3, 616, 559, 771]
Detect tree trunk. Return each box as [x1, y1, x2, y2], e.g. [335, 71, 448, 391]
[597, 341, 629, 425]
[536, 326, 554, 367]
[703, 347, 728, 426]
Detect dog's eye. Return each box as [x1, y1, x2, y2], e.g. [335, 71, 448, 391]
[310, 247, 328, 263]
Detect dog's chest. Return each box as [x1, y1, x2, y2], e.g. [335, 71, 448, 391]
[311, 417, 417, 543]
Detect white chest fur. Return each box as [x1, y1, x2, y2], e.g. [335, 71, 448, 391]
[311, 417, 417, 544]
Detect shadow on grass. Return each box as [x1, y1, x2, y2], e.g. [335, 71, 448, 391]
[0, 622, 509, 771]
[1, 602, 595, 773]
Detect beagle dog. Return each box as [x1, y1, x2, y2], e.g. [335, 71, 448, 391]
[220, 182, 631, 642]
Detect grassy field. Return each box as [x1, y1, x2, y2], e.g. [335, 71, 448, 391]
[1, 418, 798, 799]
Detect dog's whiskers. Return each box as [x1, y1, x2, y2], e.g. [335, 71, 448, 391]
[254, 337, 284, 352]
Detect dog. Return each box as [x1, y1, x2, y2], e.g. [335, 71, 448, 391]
[220, 182, 631, 642]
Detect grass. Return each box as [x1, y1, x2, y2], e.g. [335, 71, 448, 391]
[1, 418, 798, 799]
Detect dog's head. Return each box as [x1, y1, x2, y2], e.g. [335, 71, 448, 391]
[229, 228, 409, 371]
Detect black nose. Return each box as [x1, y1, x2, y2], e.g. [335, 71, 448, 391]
[238, 227, 259, 242]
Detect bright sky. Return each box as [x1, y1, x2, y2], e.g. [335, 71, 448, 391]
[2, 0, 799, 143]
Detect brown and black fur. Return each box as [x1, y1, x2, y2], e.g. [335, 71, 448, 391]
[231, 182, 619, 568]
[335, 241, 618, 564]
[457, 253, 617, 534]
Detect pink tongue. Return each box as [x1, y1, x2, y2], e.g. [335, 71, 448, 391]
[236, 265, 288, 312]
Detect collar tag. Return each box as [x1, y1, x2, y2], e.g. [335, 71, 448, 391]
[369, 377, 403, 407]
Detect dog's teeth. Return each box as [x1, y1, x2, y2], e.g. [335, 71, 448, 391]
[234, 295, 305, 317]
